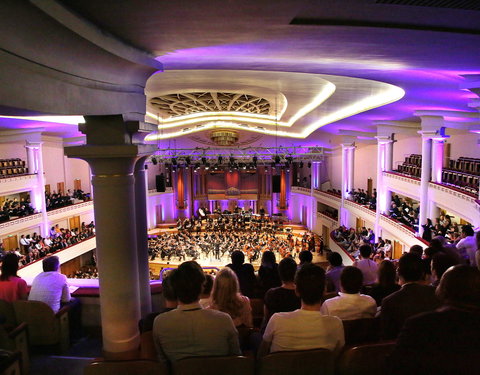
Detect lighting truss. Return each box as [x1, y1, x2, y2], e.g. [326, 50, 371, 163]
[150, 146, 324, 164]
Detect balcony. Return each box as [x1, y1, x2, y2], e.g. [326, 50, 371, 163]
[0, 174, 38, 195]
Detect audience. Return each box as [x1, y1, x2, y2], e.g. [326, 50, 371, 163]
[259, 263, 344, 356]
[0, 253, 28, 302]
[226, 251, 257, 298]
[388, 265, 480, 375]
[353, 245, 378, 286]
[153, 261, 240, 362]
[261, 257, 301, 333]
[456, 225, 477, 267]
[0, 197, 35, 223]
[380, 253, 441, 339]
[364, 260, 400, 306]
[257, 251, 281, 296]
[298, 250, 313, 267]
[320, 266, 377, 320]
[209, 267, 253, 328]
[199, 274, 214, 308]
[325, 252, 345, 293]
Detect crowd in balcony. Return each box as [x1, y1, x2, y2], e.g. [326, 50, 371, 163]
[349, 188, 376, 210]
[0, 197, 36, 223]
[45, 189, 91, 211]
[386, 195, 419, 231]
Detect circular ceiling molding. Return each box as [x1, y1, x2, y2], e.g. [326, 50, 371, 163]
[149, 92, 270, 117]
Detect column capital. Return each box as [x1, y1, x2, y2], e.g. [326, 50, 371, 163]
[341, 142, 355, 150]
[375, 135, 394, 144]
[417, 129, 446, 139]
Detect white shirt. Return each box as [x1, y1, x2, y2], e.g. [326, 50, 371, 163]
[28, 271, 71, 313]
[354, 259, 378, 285]
[456, 236, 478, 267]
[320, 293, 377, 320]
[263, 309, 344, 354]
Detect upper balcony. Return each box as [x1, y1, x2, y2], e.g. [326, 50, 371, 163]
[0, 174, 38, 195]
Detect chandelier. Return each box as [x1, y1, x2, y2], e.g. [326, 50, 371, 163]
[210, 130, 239, 146]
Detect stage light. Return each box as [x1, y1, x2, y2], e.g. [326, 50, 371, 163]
[308, 162, 311, 168]
[152, 157, 158, 165]
[299, 161, 304, 168]
[201, 157, 207, 165]
[218, 156, 223, 164]
[229, 156, 235, 164]
[252, 156, 258, 165]
[185, 156, 191, 165]
[274, 155, 281, 164]
[205, 163, 210, 170]
[171, 158, 177, 166]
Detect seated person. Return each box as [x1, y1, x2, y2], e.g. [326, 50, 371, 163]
[259, 263, 344, 356]
[209, 267, 253, 328]
[320, 266, 377, 320]
[199, 273, 214, 308]
[0, 253, 28, 302]
[364, 260, 401, 306]
[380, 253, 441, 339]
[140, 270, 178, 333]
[29, 256, 71, 313]
[325, 252, 345, 293]
[353, 245, 378, 285]
[388, 265, 480, 375]
[261, 257, 301, 333]
[153, 261, 240, 362]
[298, 250, 313, 267]
[226, 251, 256, 298]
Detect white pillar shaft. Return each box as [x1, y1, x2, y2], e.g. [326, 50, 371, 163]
[375, 143, 384, 241]
[92, 171, 141, 354]
[347, 148, 355, 193]
[431, 140, 444, 183]
[340, 148, 346, 226]
[385, 141, 393, 171]
[419, 137, 432, 236]
[134, 159, 152, 317]
[26, 146, 36, 174]
[35, 146, 49, 237]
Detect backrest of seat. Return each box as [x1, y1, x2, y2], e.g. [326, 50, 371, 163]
[84, 359, 169, 375]
[342, 317, 380, 346]
[337, 341, 396, 375]
[173, 355, 255, 375]
[249, 298, 264, 328]
[0, 300, 16, 329]
[13, 300, 58, 345]
[258, 348, 334, 375]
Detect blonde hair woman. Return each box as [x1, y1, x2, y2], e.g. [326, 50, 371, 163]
[209, 267, 253, 328]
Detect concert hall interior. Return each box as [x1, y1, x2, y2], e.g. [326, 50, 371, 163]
[0, 0, 480, 374]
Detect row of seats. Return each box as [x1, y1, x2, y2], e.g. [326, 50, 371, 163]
[0, 159, 28, 179]
[448, 157, 480, 175]
[441, 169, 479, 194]
[86, 341, 396, 375]
[396, 164, 421, 177]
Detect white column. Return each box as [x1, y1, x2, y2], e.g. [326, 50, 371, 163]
[347, 147, 355, 194]
[29, 143, 49, 237]
[419, 135, 433, 236]
[25, 144, 36, 174]
[340, 144, 353, 227]
[384, 140, 393, 215]
[134, 157, 152, 318]
[431, 139, 445, 183]
[374, 141, 385, 241]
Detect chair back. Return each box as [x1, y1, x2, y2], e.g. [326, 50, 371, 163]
[258, 348, 334, 375]
[173, 355, 255, 375]
[249, 298, 264, 328]
[13, 300, 59, 346]
[337, 341, 396, 375]
[342, 317, 380, 346]
[0, 300, 16, 329]
[85, 359, 169, 375]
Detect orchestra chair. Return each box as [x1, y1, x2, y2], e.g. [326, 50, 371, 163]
[258, 348, 334, 375]
[13, 300, 70, 354]
[336, 341, 396, 375]
[172, 355, 254, 375]
[0, 322, 28, 375]
[84, 358, 169, 375]
[342, 317, 380, 346]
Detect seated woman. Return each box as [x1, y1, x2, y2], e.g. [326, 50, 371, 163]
[209, 267, 253, 328]
[257, 251, 281, 297]
[0, 253, 28, 302]
[364, 260, 400, 306]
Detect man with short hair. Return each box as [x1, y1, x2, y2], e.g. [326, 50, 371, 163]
[388, 265, 480, 375]
[153, 261, 240, 362]
[321, 266, 377, 320]
[380, 253, 441, 339]
[353, 245, 378, 285]
[456, 225, 477, 267]
[261, 257, 301, 332]
[298, 250, 313, 267]
[259, 263, 344, 356]
[227, 250, 256, 297]
[28, 255, 71, 313]
[325, 252, 345, 293]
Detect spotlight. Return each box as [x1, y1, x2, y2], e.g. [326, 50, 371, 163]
[307, 162, 311, 168]
[218, 156, 223, 164]
[274, 155, 281, 164]
[171, 158, 177, 166]
[185, 156, 191, 166]
[205, 163, 210, 170]
[252, 156, 258, 165]
[194, 162, 200, 170]
[214, 163, 219, 170]
[151, 157, 157, 165]
[201, 157, 207, 165]
[299, 161, 304, 168]
[286, 156, 293, 165]
[229, 156, 235, 165]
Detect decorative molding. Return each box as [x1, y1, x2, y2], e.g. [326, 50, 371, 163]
[47, 201, 93, 216]
[0, 213, 42, 230]
[344, 200, 376, 219]
[384, 171, 421, 185]
[316, 211, 338, 223]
